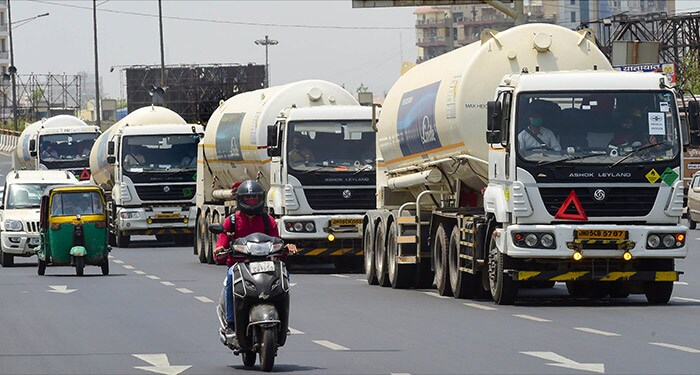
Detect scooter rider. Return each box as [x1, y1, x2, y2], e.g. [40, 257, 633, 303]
[213, 180, 297, 338]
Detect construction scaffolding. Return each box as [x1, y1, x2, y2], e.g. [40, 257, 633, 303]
[0, 73, 82, 126]
[123, 63, 265, 124]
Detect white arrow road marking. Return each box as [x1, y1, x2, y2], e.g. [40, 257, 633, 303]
[47, 286, 76, 294]
[521, 351, 605, 374]
[313, 340, 349, 351]
[464, 302, 498, 311]
[650, 342, 700, 353]
[673, 297, 700, 303]
[514, 314, 551, 322]
[133, 354, 191, 375]
[574, 327, 620, 337]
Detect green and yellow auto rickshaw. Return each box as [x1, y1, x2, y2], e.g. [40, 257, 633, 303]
[37, 185, 110, 276]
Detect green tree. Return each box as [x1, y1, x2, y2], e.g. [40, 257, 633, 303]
[680, 52, 700, 95]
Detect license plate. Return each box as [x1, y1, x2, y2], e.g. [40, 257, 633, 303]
[249, 261, 276, 274]
[575, 229, 628, 240]
[330, 218, 363, 226]
[155, 213, 180, 219]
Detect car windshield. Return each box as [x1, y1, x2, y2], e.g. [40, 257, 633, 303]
[286, 120, 375, 173]
[51, 191, 104, 216]
[121, 134, 200, 172]
[39, 133, 99, 163]
[515, 91, 680, 165]
[6, 184, 52, 209]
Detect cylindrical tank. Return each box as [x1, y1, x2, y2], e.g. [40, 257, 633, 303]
[13, 115, 93, 170]
[90, 106, 187, 191]
[377, 23, 613, 192]
[201, 79, 359, 189]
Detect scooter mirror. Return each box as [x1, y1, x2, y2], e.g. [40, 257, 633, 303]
[208, 223, 224, 234]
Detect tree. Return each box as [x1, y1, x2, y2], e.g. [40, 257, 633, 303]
[680, 52, 700, 96]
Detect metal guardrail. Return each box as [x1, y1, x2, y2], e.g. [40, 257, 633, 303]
[0, 131, 19, 154]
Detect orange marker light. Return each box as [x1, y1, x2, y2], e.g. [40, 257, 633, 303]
[676, 234, 685, 242]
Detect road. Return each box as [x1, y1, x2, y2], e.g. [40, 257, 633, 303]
[1, 153, 699, 374]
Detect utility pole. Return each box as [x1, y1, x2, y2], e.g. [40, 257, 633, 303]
[92, 0, 101, 127]
[158, 0, 166, 106]
[7, 0, 17, 131]
[255, 35, 278, 88]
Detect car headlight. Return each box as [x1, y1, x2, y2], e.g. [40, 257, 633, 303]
[4, 219, 23, 232]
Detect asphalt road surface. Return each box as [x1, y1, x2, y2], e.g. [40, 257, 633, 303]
[1, 153, 699, 374]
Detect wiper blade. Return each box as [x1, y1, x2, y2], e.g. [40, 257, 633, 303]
[538, 153, 606, 166]
[610, 141, 665, 168]
[354, 165, 373, 175]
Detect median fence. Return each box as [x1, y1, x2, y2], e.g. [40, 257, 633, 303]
[0, 129, 20, 154]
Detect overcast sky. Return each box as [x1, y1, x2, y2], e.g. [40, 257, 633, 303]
[11, 0, 417, 99]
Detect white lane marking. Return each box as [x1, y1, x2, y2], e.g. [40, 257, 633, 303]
[123, 265, 135, 270]
[574, 327, 621, 337]
[331, 274, 350, 278]
[423, 291, 450, 299]
[356, 278, 367, 282]
[649, 342, 700, 353]
[514, 314, 551, 322]
[195, 296, 214, 303]
[113, 260, 124, 264]
[160, 281, 175, 286]
[313, 340, 349, 351]
[176, 288, 193, 294]
[290, 283, 297, 287]
[133, 353, 191, 375]
[147, 275, 161, 280]
[464, 302, 498, 311]
[47, 285, 77, 294]
[674, 297, 700, 303]
[674, 281, 688, 285]
[288, 327, 305, 335]
[391, 373, 412, 375]
[521, 351, 604, 374]
[134, 271, 146, 275]
[108, 255, 114, 259]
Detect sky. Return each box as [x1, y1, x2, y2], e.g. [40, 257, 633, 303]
[10, 0, 417, 99]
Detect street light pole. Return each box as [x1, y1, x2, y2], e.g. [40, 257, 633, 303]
[255, 35, 278, 88]
[158, 0, 166, 106]
[7, 0, 17, 131]
[92, 0, 101, 127]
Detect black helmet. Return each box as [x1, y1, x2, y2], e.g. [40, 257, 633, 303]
[236, 180, 265, 215]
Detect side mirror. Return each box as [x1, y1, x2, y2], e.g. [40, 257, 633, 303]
[486, 101, 502, 144]
[267, 125, 281, 157]
[208, 223, 224, 234]
[107, 141, 115, 155]
[693, 187, 700, 194]
[688, 100, 700, 146]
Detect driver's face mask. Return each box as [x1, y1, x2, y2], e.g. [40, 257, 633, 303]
[529, 117, 543, 126]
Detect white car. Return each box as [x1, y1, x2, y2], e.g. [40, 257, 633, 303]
[0, 170, 78, 267]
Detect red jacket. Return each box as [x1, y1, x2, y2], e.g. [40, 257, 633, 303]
[216, 211, 279, 267]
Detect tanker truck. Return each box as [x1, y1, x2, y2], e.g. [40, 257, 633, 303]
[196, 80, 376, 265]
[13, 115, 101, 180]
[363, 23, 697, 305]
[90, 106, 204, 248]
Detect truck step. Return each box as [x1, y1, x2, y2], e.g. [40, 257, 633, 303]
[397, 236, 416, 244]
[397, 256, 417, 264]
[396, 216, 416, 224]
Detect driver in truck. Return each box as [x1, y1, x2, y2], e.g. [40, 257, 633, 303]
[518, 109, 562, 152]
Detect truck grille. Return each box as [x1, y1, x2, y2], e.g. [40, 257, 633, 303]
[305, 188, 375, 210]
[539, 187, 658, 217]
[134, 184, 196, 202]
[24, 221, 40, 233]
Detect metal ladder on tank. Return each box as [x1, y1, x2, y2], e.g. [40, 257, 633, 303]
[395, 190, 446, 265]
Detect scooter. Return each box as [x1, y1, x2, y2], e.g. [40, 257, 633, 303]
[209, 224, 290, 372]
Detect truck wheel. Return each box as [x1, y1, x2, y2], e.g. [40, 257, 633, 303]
[689, 216, 697, 230]
[387, 221, 415, 289]
[116, 233, 130, 248]
[1, 250, 14, 267]
[488, 236, 518, 305]
[643, 259, 674, 304]
[363, 223, 378, 285]
[566, 281, 589, 298]
[449, 225, 478, 299]
[433, 224, 452, 296]
[374, 223, 390, 287]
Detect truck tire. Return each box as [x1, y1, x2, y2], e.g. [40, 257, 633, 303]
[374, 223, 390, 287]
[488, 236, 518, 305]
[363, 223, 378, 285]
[116, 233, 130, 248]
[643, 259, 674, 304]
[433, 224, 452, 296]
[449, 225, 478, 299]
[387, 221, 415, 289]
[0, 249, 13, 267]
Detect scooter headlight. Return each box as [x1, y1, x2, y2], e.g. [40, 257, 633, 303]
[248, 242, 271, 256]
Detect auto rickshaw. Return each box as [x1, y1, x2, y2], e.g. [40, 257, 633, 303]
[37, 185, 110, 276]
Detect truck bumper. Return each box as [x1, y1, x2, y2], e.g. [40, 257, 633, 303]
[501, 224, 688, 259]
[116, 206, 196, 236]
[1, 232, 40, 256]
[279, 214, 364, 256]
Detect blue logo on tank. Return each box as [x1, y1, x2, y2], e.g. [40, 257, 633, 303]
[396, 81, 442, 156]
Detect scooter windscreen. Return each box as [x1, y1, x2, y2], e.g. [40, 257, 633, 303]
[232, 233, 284, 256]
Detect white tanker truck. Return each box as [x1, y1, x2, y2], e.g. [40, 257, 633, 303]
[90, 106, 204, 247]
[196, 80, 376, 265]
[13, 115, 100, 180]
[363, 23, 698, 305]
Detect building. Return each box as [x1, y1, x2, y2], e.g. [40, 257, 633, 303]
[0, 0, 9, 123]
[559, 0, 675, 31]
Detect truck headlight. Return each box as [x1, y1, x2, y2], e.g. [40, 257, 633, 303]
[4, 219, 23, 232]
[662, 234, 676, 248]
[647, 234, 661, 248]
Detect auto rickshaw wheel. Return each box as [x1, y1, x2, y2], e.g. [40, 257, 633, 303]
[75, 256, 85, 276]
[101, 259, 110, 276]
[38, 259, 46, 275]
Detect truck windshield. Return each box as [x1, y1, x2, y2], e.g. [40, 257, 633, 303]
[515, 91, 680, 165]
[6, 184, 52, 209]
[286, 120, 375, 173]
[39, 133, 99, 165]
[122, 134, 200, 172]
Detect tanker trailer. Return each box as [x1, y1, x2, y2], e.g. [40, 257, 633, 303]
[363, 23, 694, 305]
[196, 80, 376, 266]
[90, 106, 204, 248]
[13, 115, 101, 180]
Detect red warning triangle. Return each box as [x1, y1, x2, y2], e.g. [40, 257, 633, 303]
[79, 168, 91, 181]
[554, 190, 588, 221]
